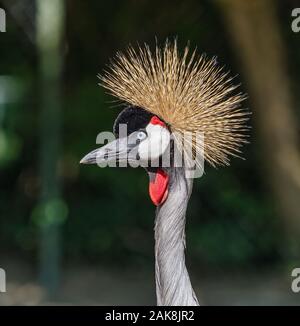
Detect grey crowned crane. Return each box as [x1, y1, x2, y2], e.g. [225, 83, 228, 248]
[80, 41, 249, 306]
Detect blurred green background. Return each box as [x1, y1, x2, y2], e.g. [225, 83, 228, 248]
[0, 0, 300, 305]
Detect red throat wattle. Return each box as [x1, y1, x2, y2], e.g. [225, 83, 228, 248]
[149, 169, 169, 206]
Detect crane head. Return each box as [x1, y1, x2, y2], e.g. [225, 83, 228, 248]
[80, 40, 250, 206]
[80, 106, 171, 206]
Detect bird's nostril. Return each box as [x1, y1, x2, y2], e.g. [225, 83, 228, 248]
[104, 149, 110, 160]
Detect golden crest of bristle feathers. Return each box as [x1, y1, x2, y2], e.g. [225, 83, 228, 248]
[99, 41, 249, 167]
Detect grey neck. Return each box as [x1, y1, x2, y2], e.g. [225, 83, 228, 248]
[154, 167, 199, 306]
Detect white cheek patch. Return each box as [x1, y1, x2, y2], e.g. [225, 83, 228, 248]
[138, 124, 170, 163]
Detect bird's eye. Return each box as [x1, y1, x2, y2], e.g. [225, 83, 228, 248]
[137, 130, 147, 141]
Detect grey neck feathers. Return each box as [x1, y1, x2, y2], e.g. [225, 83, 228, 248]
[154, 167, 199, 306]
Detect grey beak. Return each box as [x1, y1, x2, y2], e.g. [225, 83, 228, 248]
[80, 148, 102, 164]
[80, 137, 138, 166]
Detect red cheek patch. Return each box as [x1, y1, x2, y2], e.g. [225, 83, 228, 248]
[149, 168, 169, 206]
[150, 116, 167, 128]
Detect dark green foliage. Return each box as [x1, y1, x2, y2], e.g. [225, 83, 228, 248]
[0, 0, 298, 270]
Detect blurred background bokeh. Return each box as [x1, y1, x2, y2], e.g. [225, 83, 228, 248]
[0, 0, 300, 305]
